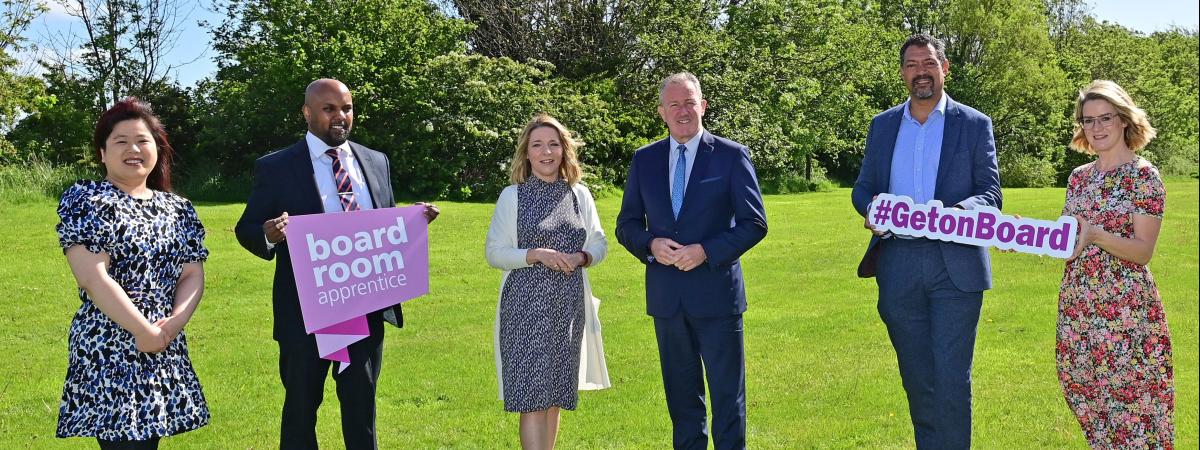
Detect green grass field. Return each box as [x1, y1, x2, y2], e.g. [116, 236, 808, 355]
[0, 181, 1195, 449]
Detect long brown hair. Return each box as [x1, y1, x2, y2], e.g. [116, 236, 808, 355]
[93, 98, 175, 191]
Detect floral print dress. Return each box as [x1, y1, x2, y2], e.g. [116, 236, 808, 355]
[1057, 158, 1173, 449]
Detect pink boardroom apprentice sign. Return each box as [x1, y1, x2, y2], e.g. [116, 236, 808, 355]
[285, 205, 430, 366]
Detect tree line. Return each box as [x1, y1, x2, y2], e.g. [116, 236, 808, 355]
[1, 0, 1196, 201]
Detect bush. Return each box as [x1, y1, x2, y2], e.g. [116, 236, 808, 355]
[173, 159, 254, 203]
[1000, 151, 1057, 188]
[759, 170, 834, 195]
[0, 160, 96, 204]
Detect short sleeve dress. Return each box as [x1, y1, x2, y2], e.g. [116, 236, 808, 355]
[55, 180, 211, 441]
[1057, 158, 1173, 449]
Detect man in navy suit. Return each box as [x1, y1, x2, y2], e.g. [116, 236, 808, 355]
[616, 72, 768, 450]
[235, 79, 437, 449]
[852, 34, 1002, 449]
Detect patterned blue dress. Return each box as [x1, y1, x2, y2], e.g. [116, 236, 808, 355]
[55, 180, 210, 440]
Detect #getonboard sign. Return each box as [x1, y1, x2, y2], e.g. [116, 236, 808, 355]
[286, 206, 431, 334]
[868, 193, 1078, 258]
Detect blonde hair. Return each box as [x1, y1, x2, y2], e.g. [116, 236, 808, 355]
[508, 114, 584, 185]
[1070, 80, 1157, 154]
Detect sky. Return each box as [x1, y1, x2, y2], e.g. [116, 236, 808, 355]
[16, 0, 1200, 88]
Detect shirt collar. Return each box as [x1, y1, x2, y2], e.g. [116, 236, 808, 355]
[669, 126, 705, 155]
[306, 132, 351, 161]
[902, 92, 949, 123]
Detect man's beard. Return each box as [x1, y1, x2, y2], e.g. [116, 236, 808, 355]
[321, 124, 351, 146]
[911, 76, 935, 99]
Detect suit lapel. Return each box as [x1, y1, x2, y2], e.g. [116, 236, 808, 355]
[935, 98, 963, 191]
[349, 142, 387, 209]
[678, 131, 715, 220]
[646, 139, 673, 222]
[877, 107, 902, 192]
[288, 141, 324, 214]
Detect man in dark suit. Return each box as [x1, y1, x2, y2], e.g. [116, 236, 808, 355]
[851, 34, 1002, 449]
[616, 72, 768, 450]
[235, 78, 437, 449]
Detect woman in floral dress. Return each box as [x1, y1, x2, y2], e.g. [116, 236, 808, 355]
[56, 99, 210, 449]
[1058, 80, 1173, 449]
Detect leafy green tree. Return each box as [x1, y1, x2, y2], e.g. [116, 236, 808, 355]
[446, 0, 644, 80]
[938, 0, 1071, 187]
[1143, 28, 1199, 175]
[0, 0, 47, 162]
[199, 0, 471, 172]
[6, 64, 99, 165]
[713, 0, 902, 186]
[1055, 20, 1199, 178]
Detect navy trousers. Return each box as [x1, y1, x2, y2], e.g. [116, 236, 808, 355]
[277, 320, 385, 450]
[876, 238, 983, 450]
[654, 313, 746, 450]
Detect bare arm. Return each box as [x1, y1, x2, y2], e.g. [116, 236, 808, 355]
[158, 262, 205, 342]
[65, 246, 167, 352]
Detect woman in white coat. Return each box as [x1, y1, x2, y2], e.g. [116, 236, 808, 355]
[485, 114, 610, 450]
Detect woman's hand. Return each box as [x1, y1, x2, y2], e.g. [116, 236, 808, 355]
[154, 316, 184, 344]
[530, 248, 581, 273]
[1067, 215, 1096, 261]
[134, 325, 169, 353]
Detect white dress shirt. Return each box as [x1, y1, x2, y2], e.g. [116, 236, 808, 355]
[264, 133, 377, 248]
[306, 132, 375, 212]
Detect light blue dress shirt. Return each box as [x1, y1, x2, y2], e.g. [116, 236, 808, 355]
[889, 94, 947, 205]
[668, 128, 702, 199]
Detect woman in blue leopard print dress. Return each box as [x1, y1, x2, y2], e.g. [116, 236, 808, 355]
[55, 99, 209, 449]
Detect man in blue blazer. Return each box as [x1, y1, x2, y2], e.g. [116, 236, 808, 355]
[235, 79, 437, 449]
[852, 35, 1002, 449]
[616, 72, 768, 450]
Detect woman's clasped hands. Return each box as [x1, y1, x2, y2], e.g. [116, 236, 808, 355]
[134, 316, 183, 353]
[529, 248, 585, 274]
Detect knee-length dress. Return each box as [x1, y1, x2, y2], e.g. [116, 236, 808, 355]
[55, 180, 210, 440]
[1057, 158, 1173, 449]
[498, 178, 586, 413]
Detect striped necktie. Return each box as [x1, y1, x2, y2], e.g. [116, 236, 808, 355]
[325, 149, 361, 211]
[672, 144, 687, 218]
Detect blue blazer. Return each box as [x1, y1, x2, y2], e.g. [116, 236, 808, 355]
[851, 97, 1002, 292]
[616, 131, 768, 318]
[235, 140, 398, 343]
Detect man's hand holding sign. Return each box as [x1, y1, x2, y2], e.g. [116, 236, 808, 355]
[868, 193, 1078, 258]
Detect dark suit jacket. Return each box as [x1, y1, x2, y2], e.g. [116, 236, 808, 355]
[616, 131, 768, 318]
[851, 97, 1002, 292]
[235, 140, 398, 343]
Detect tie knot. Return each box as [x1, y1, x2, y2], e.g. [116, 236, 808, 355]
[324, 148, 339, 159]
[676, 144, 687, 153]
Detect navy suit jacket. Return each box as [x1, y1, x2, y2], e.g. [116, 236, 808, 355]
[851, 97, 1002, 292]
[235, 140, 398, 343]
[616, 131, 768, 318]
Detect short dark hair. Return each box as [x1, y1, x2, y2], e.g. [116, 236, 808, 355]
[93, 98, 175, 192]
[899, 33, 947, 66]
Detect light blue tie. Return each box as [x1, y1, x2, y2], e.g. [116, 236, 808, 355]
[672, 144, 687, 219]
